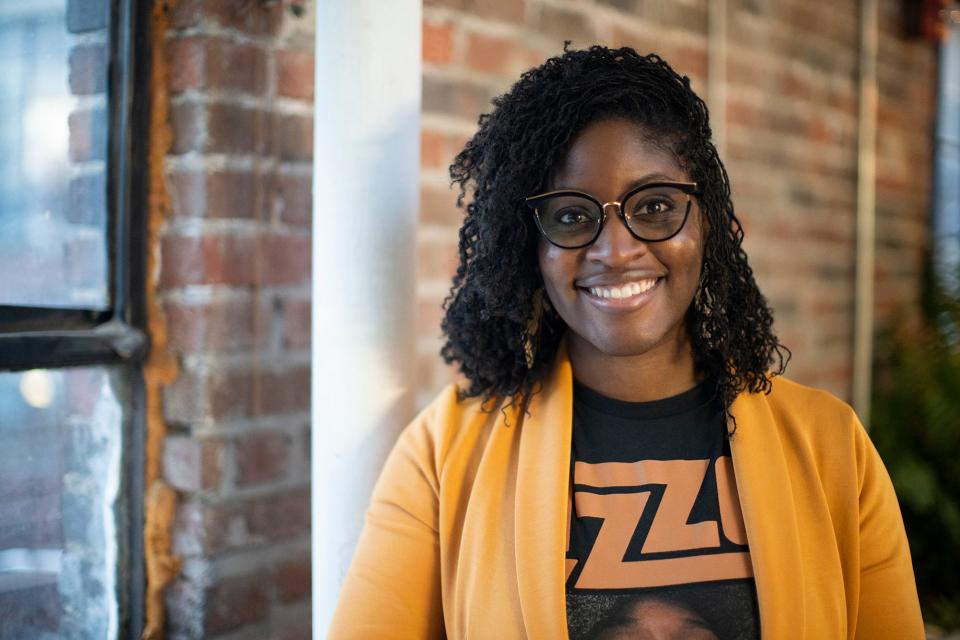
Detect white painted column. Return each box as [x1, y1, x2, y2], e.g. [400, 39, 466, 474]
[311, 3, 421, 638]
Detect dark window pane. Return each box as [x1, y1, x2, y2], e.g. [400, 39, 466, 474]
[0, 367, 122, 638]
[0, 1, 109, 309]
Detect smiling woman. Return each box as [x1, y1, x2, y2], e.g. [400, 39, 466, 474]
[328, 45, 925, 640]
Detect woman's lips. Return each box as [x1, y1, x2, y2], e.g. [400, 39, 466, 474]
[578, 277, 662, 311]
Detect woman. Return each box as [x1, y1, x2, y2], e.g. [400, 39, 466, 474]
[329, 45, 923, 639]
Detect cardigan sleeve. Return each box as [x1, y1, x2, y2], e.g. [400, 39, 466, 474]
[327, 394, 449, 639]
[853, 420, 925, 640]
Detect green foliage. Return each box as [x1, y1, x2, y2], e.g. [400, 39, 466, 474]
[871, 256, 960, 629]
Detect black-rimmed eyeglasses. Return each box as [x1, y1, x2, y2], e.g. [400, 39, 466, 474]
[524, 181, 701, 249]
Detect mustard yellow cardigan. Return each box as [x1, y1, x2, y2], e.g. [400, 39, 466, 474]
[329, 343, 924, 639]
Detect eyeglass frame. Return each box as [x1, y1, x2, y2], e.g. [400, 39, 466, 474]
[524, 180, 702, 249]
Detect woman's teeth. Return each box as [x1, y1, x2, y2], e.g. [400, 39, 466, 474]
[587, 279, 658, 299]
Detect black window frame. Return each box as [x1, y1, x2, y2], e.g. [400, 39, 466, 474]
[0, 0, 152, 636]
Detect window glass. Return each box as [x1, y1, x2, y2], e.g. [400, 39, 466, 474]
[0, 1, 109, 309]
[935, 19, 960, 289]
[0, 367, 122, 639]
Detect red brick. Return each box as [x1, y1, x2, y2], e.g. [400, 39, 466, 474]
[270, 614, 311, 640]
[465, 31, 516, 75]
[168, 169, 266, 220]
[235, 431, 290, 486]
[421, 130, 444, 169]
[660, 43, 707, 81]
[275, 173, 312, 227]
[208, 103, 270, 154]
[417, 297, 446, 343]
[168, 36, 267, 95]
[261, 232, 311, 285]
[208, 0, 282, 35]
[425, 0, 525, 23]
[69, 44, 107, 95]
[807, 116, 829, 143]
[163, 368, 255, 423]
[299, 425, 311, 480]
[255, 366, 311, 415]
[274, 113, 314, 162]
[159, 233, 258, 288]
[214, 169, 268, 220]
[66, 172, 106, 225]
[538, 5, 594, 44]
[422, 76, 494, 119]
[725, 100, 757, 128]
[421, 129, 467, 172]
[164, 364, 310, 424]
[68, 107, 107, 162]
[416, 352, 437, 394]
[274, 555, 311, 602]
[172, 499, 240, 555]
[248, 487, 311, 542]
[277, 48, 314, 99]
[168, 38, 204, 93]
[205, 573, 269, 634]
[168, 0, 204, 28]
[423, 19, 455, 66]
[170, 0, 282, 35]
[170, 102, 270, 154]
[420, 183, 463, 226]
[169, 101, 205, 155]
[282, 298, 311, 349]
[417, 241, 459, 281]
[163, 297, 263, 353]
[163, 435, 225, 491]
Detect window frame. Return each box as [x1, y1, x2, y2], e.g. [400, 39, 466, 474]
[0, 0, 152, 636]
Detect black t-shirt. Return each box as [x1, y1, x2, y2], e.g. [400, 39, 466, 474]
[565, 378, 761, 640]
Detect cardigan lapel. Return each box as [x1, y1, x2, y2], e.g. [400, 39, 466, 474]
[729, 386, 806, 638]
[514, 341, 574, 640]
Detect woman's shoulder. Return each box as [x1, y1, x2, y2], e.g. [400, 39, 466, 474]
[755, 373, 867, 449]
[399, 382, 513, 466]
[764, 374, 858, 418]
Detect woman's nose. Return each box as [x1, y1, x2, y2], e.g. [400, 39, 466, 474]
[585, 203, 648, 265]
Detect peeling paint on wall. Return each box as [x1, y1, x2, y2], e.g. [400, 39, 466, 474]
[142, 1, 182, 638]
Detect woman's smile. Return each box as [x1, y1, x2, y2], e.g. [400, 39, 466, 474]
[577, 275, 663, 311]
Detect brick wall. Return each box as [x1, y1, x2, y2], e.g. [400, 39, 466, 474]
[155, 1, 314, 638]
[417, 0, 937, 405]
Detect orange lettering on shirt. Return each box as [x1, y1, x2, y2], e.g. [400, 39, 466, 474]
[570, 458, 753, 590]
[573, 490, 753, 589]
[574, 459, 720, 552]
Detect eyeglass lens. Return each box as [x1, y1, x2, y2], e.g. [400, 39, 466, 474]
[535, 185, 691, 248]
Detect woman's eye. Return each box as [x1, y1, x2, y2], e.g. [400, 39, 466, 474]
[556, 209, 591, 225]
[634, 198, 674, 217]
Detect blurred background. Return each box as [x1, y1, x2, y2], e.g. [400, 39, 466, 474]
[0, 0, 957, 638]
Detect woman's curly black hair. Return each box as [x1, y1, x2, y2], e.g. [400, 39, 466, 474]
[440, 44, 790, 429]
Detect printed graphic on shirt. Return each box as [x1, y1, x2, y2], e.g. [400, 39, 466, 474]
[565, 378, 760, 640]
[565, 456, 752, 591]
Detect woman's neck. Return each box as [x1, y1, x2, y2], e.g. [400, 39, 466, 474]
[567, 330, 700, 403]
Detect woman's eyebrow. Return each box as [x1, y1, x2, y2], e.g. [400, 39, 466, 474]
[622, 172, 685, 190]
[549, 172, 683, 193]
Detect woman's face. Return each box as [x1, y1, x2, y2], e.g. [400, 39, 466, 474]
[537, 118, 706, 361]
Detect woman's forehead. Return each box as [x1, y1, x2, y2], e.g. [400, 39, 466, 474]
[551, 119, 687, 192]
